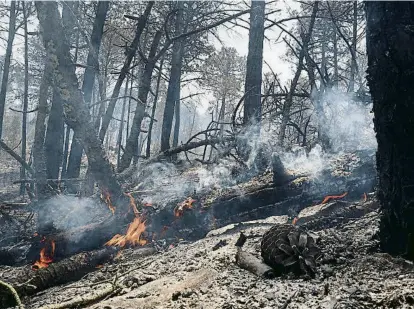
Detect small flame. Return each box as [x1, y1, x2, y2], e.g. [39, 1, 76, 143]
[105, 217, 147, 248]
[174, 197, 196, 217]
[321, 192, 348, 204]
[363, 192, 367, 202]
[32, 240, 55, 270]
[101, 190, 116, 215]
[125, 192, 140, 217]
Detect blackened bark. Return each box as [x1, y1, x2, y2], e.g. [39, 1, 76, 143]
[45, 90, 64, 180]
[33, 59, 52, 196]
[36, 2, 123, 202]
[160, 2, 185, 152]
[118, 31, 162, 172]
[99, 2, 154, 142]
[117, 78, 129, 168]
[66, 1, 109, 179]
[243, 0, 265, 127]
[366, 2, 414, 260]
[0, 2, 16, 139]
[349, 1, 358, 92]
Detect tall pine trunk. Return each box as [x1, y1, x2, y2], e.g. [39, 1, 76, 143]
[118, 31, 162, 172]
[366, 2, 414, 260]
[160, 2, 185, 152]
[66, 1, 109, 180]
[0, 2, 16, 139]
[243, 1, 265, 128]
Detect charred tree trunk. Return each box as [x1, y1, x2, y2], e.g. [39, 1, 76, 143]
[66, 1, 109, 180]
[99, 2, 154, 142]
[45, 90, 64, 180]
[20, 3, 29, 195]
[118, 31, 162, 172]
[243, 0, 265, 128]
[117, 78, 129, 169]
[161, 3, 185, 152]
[36, 2, 123, 202]
[146, 58, 164, 158]
[0, 2, 16, 139]
[33, 58, 52, 197]
[366, 2, 414, 260]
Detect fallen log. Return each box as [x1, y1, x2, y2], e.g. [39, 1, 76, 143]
[235, 249, 275, 279]
[0, 247, 116, 308]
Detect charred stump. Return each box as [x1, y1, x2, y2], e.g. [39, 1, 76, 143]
[366, 2, 414, 260]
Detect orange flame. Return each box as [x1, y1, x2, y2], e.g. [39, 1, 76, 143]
[125, 192, 140, 217]
[363, 192, 367, 202]
[321, 192, 348, 204]
[101, 190, 116, 215]
[105, 217, 147, 248]
[32, 240, 55, 270]
[174, 197, 196, 217]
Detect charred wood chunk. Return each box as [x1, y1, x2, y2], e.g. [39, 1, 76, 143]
[260, 224, 320, 277]
[272, 153, 289, 186]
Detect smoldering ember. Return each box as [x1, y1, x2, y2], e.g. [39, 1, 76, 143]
[0, 1, 414, 308]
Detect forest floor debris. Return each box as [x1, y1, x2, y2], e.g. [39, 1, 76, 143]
[10, 203, 412, 309]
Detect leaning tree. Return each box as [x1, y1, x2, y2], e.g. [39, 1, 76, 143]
[366, 2, 414, 260]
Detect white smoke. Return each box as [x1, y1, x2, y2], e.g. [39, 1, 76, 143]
[317, 90, 376, 152]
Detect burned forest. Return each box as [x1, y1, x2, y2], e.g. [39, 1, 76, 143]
[0, 1, 413, 308]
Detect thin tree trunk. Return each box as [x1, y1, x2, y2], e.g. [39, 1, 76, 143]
[117, 77, 129, 169]
[219, 95, 226, 137]
[66, 1, 109, 180]
[161, 2, 185, 152]
[36, 1, 123, 202]
[118, 31, 162, 172]
[99, 2, 154, 142]
[20, 2, 29, 195]
[146, 58, 164, 158]
[0, 2, 16, 139]
[278, 2, 318, 147]
[366, 2, 414, 260]
[126, 68, 134, 138]
[333, 29, 338, 88]
[349, 1, 358, 92]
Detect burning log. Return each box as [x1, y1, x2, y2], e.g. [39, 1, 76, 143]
[0, 247, 116, 308]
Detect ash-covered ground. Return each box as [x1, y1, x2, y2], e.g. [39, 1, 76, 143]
[21, 197, 414, 309]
